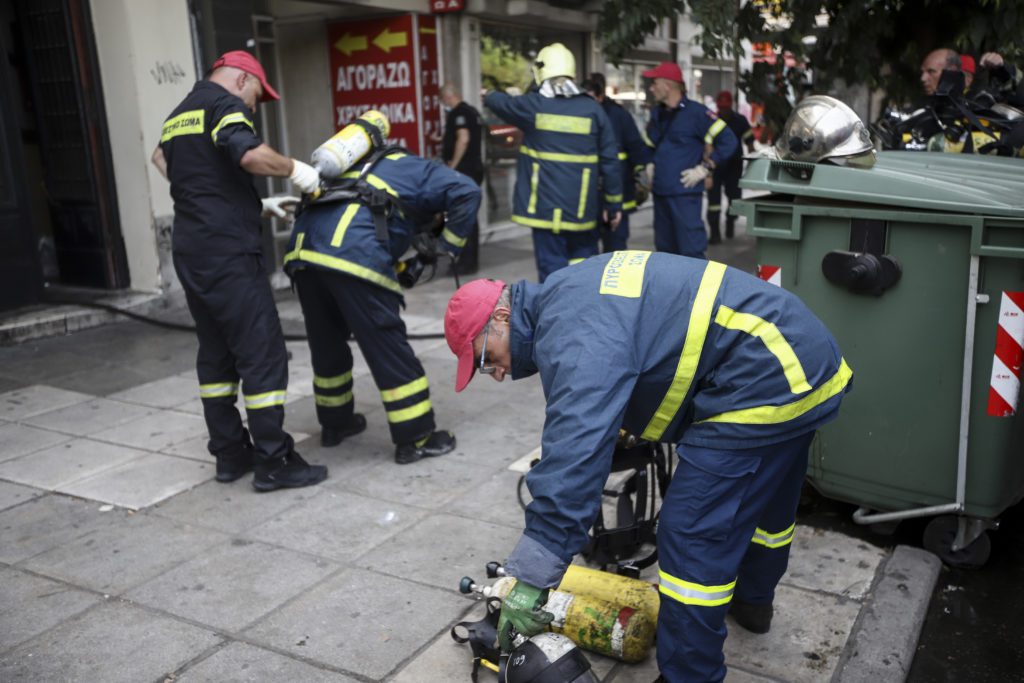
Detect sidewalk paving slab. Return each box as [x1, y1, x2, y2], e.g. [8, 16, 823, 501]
[175, 642, 360, 682]
[0, 423, 71, 464]
[0, 567, 103, 653]
[59, 452, 213, 509]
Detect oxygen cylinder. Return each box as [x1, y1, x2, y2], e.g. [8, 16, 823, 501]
[478, 575, 656, 663]
[310, 110, 390, 179]
[556, 564, 660, 626]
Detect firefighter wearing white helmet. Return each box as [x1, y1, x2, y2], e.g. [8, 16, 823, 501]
[484, 43, 622, 282]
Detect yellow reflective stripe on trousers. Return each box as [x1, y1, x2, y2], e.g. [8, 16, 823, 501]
[512, 215, 596, 231]
[380, 376, 429, 403]
[699, 358, 853, 425]
[387, 399, 432, 423]
[640, 261, 727, 441]
[199, 382, 237, 398]
[442, 227, 467, 248]
[577, 168, 591, 218]
[704, 118, 727, 144]
[244, 390, 286, 409]
[714, 305, 813, 394]
[535, 113, 592, 135]
[211, 112, 255, 143]
[315, 391, 353, 407]
[617, 151, 628, 160]
[331, 203, 361, 247]
[623, 200, 637, 210]
[314, 371, 352, 389]
[752, 522, 796, 549]
[161, 110, 205, 142]
[528, 163, 540, 214]
[520, 146, 598, 164]
[659, 570, 735, 607]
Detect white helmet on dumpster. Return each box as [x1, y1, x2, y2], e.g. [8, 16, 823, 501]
[776, 95, 876, 167]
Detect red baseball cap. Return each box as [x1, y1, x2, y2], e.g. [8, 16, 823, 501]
[961, 55, 976, 75]
[211, 50, 279, 102]
[716, 90, 733, 109]
[642, 62, 685, 85]
[445, 279, 507, 392]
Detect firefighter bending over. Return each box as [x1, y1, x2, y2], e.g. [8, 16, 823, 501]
[444, 252, 853, 681]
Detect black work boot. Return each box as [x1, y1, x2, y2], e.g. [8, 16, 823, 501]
[725, 217, 736, 239]
[321, 413, 367, 448]
[214, 435, 254, 483]
[728, 599, 773, 634]
[709, 226, 723, 245]
[394, 430, 456, 465]
[252, 451, 328, 492]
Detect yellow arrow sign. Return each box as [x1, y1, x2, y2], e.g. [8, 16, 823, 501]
[334, 32, 367, 57]
[373, 27, 408, 53]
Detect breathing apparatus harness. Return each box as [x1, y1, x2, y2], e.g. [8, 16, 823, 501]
[299, 140, 461, 289]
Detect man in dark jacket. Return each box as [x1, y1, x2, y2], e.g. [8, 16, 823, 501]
[706, 91, 755, 244]
[444, 252, 853, 681]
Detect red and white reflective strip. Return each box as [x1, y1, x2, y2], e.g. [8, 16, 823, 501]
[987, 291, 1024, 417]
[757, 264, 781, 287]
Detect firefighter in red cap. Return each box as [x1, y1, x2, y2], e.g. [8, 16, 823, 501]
[152, 51, 327, 492]
[642, 62, 738, 258]
[706, 91, 755, 244]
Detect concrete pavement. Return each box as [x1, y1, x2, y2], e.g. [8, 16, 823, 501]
[0, 211, 940, 682]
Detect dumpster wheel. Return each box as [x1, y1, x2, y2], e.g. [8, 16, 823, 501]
[922, 516, 992, 569]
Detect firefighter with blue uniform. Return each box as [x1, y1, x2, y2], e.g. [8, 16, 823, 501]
[581, 72, 652, 252]
[706, 90, 755, 244]
[484, 43, 622, 282]
[284, 122, 481, 464]
[152, 51, 327, 492]
[643, 62, 739, 258]
[444, 253, 853, 682]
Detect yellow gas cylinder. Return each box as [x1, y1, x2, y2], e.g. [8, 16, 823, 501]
[557, 564, 660, 626]
[481, 575, 656, 663]
[311, 109, 390, 179]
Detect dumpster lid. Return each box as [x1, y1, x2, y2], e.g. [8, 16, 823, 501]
[741, 151, 1024, 218]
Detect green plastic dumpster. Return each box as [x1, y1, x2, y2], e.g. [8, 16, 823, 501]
[732, 151, 1024, 567]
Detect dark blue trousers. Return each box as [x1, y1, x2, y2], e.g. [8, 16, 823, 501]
[656, 431, 815, 682]
[599, 212, 631, 253]
[653, 193, 706, 258]
[531, 228, 600, 282]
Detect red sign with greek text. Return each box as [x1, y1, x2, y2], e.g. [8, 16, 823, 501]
[419, 15, 442, 159]
[328, 14, 443, 157]
[430, 0, 464, 13]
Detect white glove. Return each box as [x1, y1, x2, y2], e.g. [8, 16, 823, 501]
[261, 195, 300, 219]
[289, 159, 321, 195]
[680, 164, 710, 188]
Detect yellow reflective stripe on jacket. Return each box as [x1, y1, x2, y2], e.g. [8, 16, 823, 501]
[604, 193, 623, 203]
[387, 399, 432, 423]
[640, 261, 727, 441]
[211, 112, 255, 143]
[331, 203, 361, 247]
[520, 146, 598, 164]
[381, 376, 429, 403]
[623, 200, 637, 210]
[315, 391, 353, 407]
[535, 113, 592, 135]
[512, 215, 596, 231]
[161, 110, 205, 142]
[442, 227, 467, 248]
[385, 152, 408, 160]
[699, 358, 853, 425]
[704, 119, 727, 144]
[569, 257, 586, 265]
[314, 371, 352, 389]
[577, 168, 591, 218]
[659, 570, 735, 607]
[199, 382, 237, 398]
[284, 236, 403, 294]
[617, 151, 629, 160]
[366, 174, 399, 198]
[714, 305, 813, 394]
[752, 523, 796, 549]
[244, 390, 286, 409]
[527, 163, 540, 214]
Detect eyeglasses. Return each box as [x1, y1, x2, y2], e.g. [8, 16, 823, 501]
[478, 325, 497, 376]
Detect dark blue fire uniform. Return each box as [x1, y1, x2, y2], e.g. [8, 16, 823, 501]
[160, 80, 293, 467]
[706, 110, 753, 242]
[285, 151, 480, 445]
[598, 98, 651, 252]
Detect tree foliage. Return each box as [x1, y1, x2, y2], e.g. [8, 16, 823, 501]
[600, 0, 1024, 129]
